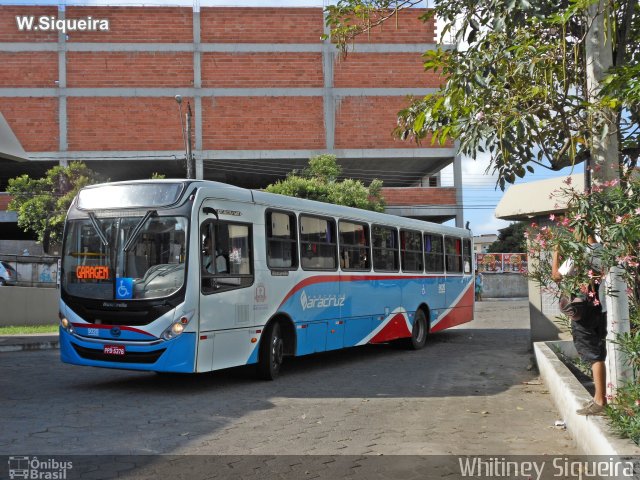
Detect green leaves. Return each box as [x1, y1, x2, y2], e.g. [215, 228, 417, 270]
[264, 155, 386, 212]
[7, 162, 102, 252]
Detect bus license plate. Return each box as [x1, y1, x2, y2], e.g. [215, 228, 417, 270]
[103, 345, 125, 356]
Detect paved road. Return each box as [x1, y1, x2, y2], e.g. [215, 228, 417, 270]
[0, 300, 576, 456]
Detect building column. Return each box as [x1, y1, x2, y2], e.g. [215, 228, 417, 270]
[453, 152, 464, 228]
[322, 12, 335, 151]
[193, 2, 203, 179]
[58, 3, 67, 166]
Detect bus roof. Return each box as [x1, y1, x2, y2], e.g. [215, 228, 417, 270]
[81, 179, 471, 237]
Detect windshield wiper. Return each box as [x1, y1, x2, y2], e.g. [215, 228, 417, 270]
[88, 212, 109, 247]
[123, 210, 157, 252]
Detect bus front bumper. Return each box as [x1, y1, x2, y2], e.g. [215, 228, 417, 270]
[59, 327, 196, 373]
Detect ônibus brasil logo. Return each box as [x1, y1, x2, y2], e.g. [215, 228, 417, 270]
[300, 290, 346, 311]
[7, 456, 73, 479]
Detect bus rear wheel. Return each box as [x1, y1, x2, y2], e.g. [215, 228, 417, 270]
[403, 309, 428, 350]
[257, 322, 284, 380]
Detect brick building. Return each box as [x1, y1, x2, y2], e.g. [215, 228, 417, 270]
[0, 2, 463, 242]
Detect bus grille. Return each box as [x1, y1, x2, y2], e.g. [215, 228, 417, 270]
[72, 344, 165, 364]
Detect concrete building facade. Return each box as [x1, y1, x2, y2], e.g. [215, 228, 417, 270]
[0, 3, 463, 239]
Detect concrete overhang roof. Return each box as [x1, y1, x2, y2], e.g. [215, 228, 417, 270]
[495, 174, 584, 221]
[0, 112, 28, 162]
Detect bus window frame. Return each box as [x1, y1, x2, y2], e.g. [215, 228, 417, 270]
[200, 219, 255, 295]
[400, 228, 424, 273]
[265, 208, 299, 272]
[338, 219, 372, 272]
[372, 224, 400, 273]
[299, 213, 338, 272]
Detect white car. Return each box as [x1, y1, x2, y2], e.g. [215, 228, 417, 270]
[0, 261, 19, 286]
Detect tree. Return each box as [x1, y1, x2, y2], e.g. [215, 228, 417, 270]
[7, 162, 101, 253]
[265, 154, 385, 212]
[487, 222, 527, 253]
[325, 0, 639, 189]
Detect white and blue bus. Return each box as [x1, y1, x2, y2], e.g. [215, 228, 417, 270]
[59, 180, 474, 379]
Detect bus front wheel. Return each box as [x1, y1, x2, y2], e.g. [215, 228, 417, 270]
[257, 322, 284, 380]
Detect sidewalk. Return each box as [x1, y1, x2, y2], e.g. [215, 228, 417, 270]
[0, 333, 59, 353]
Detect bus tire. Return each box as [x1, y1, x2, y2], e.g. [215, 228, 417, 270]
[404, 309, 428, 350]
[257, 321, 284, 380]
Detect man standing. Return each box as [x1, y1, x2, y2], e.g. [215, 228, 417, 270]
[552, 241, 608, 416]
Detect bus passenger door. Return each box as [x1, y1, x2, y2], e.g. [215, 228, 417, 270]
[197, 206, 255, 372]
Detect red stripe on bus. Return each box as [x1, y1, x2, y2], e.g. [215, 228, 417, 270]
[71, 323, 156, 338]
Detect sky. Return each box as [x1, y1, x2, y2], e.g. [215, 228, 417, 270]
[440, 155, 584, 235]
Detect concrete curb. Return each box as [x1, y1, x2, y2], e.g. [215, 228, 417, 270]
[0, 334, 59, 353]
[534, 340, 640, 455]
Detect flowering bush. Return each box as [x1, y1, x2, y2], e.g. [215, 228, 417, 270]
[526, 177, 640, 308]
[526, 176, 640, 442]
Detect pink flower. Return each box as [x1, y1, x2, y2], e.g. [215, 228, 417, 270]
[574, 214, 583, 220]
[635, 399, 640, 407]
[593, 299, 600, 306]
[588, 270, 594, 278]
[635, 208, 640, 215]
[563, 177, 573, 185]
[616, 216, 623, 223]
[562, 217, 570, 226]
[549, 214, 555, 221]
[629, 261, 639, 268]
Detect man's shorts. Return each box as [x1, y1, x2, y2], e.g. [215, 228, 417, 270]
[572, 310, 607, 364]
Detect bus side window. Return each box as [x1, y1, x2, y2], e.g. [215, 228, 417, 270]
[372, 225, 399, 272]
[266, 210, 298, 269]
[400, 229, 423, 273]
[339, 220, 370, 271]
[445, 236, 463, 273]
[424, 233, 444, 273]
[463, 238, 472, 274]
[300, 215, 337, 271]
[201, 220, 253, 293]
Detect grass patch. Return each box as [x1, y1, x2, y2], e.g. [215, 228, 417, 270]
[0, 325, 58, 335]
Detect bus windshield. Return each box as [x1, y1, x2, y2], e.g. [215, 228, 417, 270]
[62, 215, 188, 300]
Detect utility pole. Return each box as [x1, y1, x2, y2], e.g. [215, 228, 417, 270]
[584, 1, 632, 393]
[185, 102, 195, 180]
[175, 95, 195, 179]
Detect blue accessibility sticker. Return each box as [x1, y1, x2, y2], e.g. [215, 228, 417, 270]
[115, 277, 134, 299]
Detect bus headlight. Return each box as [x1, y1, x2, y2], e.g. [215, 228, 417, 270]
[162, 311, 193, 341]
[59, 314, 74, 334]
[172, 323, 184, 335]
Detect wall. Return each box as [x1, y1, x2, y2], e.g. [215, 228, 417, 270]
[481, 273, 528, 298]
[0, 286, 58, 326]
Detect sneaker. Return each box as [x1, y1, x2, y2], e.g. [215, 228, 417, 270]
[576, 401, 605, 416]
